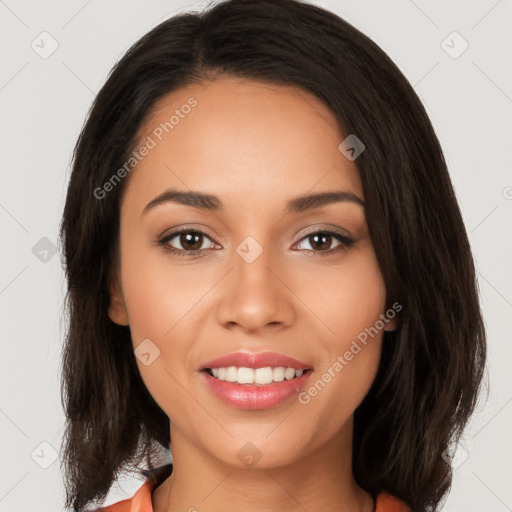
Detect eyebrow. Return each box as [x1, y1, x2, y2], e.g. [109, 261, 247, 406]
[142, 188, 366, 216]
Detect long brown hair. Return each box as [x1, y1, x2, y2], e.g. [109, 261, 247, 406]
[59, 0, 487, 510]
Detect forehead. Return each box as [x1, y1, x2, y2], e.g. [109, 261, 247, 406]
[124, 77, 363, 211]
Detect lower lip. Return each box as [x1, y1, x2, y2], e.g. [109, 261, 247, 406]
[201, 370, 313, 410]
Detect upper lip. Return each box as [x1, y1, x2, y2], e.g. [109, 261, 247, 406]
[199, 351, 313, 371]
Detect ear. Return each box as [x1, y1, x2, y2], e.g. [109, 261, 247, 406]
[108, 271, 129, 326]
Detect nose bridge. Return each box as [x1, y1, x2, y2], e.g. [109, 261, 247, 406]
[235, 235, 274, 288]
[234, 234, 279, 300]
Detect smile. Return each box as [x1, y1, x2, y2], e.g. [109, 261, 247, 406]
[201, 367, 313, 410]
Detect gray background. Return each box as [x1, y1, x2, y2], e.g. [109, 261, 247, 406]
[1, 0, 511, 510]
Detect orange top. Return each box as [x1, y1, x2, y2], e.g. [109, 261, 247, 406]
[94, 464, 410, 512]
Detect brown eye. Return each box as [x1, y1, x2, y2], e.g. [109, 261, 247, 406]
[176, 231, 204, 251]
[306, 232, 335, 251]
[295, 230, 354, 256]
[156, 228, 218, 257]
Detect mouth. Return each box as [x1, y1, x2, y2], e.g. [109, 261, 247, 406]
[200, 367, 314, 410]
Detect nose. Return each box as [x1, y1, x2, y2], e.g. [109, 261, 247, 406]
[215, 243, 295, 333]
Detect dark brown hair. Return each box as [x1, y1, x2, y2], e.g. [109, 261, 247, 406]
[59, 0, 487, 510]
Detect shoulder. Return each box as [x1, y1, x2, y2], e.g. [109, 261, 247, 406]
[93, 479, 154, 512]
[91, 464, 173, 512]
[375, 491, 411, 512]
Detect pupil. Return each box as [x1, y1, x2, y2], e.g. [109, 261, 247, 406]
[181, 232, 202, 251]
[311, 233, 331, 250]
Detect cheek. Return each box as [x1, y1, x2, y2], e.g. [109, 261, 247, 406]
[120, 245, 204, 416]
[299, 246, 388, 342]
[120, 240, 208, 346]
[296, 248, 387, 414]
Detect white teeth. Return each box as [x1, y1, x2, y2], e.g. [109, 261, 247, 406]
[272, 367, 285, 382]
[252, 366, 283, 384]
[238, 367, 255, 384]
[225, 366, 238, 382]
[208, 366, 306, 385]
[284, 367, 296, 379]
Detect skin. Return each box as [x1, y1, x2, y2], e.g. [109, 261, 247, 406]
[108, 77, 397, 512]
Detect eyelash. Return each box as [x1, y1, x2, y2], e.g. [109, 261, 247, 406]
[156, 226, 355, 259]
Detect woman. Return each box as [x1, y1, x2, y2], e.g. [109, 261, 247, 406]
[59, 0, 487, 511]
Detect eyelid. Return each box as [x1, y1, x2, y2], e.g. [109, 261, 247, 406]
[156, 223, 218, 239]
[295, 224, 351, 241]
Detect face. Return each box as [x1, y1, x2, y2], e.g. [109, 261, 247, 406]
[108, 77, 396, 470]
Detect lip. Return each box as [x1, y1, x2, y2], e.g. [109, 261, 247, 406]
[201, 369, 313, 410]
[199, 351, 313, 371]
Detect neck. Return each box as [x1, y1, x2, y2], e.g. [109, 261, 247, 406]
[152, 418, 374, 512]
